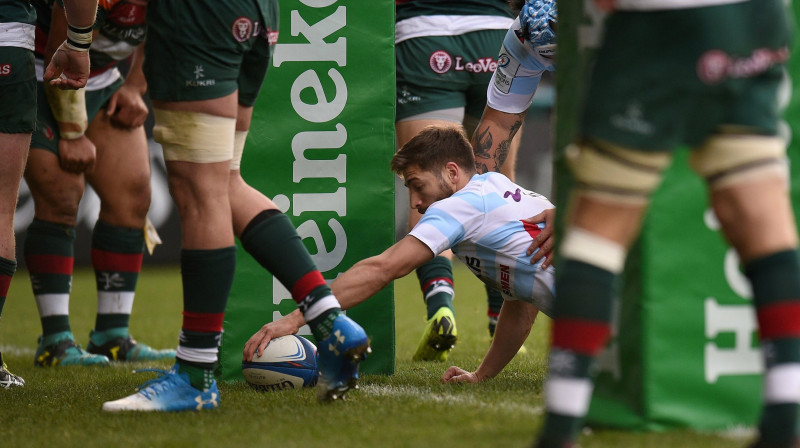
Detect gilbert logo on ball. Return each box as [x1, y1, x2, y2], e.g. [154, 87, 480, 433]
[242, 335, 318, 391]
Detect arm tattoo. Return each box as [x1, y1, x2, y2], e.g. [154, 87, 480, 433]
[492, 116, 525, 173]
[472, 125, 493, 174]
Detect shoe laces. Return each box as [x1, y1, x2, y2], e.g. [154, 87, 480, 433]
[132, 368, 181, 398]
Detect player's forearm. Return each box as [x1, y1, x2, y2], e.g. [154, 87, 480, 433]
[471, 105, 527, 174]
[330, 256, 397, 310]
[61, 0, 98, 28]
[125, 44, 148, 95]
[475, 300, 537, 380]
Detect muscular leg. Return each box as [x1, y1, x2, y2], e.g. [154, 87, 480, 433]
[0, 133, 29, 316]
[538, 194, 646, 446]
[711, 175, 800, 445]
[230, 105, 344, 343]
[23, 148, 107, 366]
[0, 133, 28, 259]
[0, 132, 28, 385]
[82, 113, 173, 361]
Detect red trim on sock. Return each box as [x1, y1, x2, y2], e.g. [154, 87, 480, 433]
[552, 318, 611, 356]
[25, 254, 73, 275]
[487, 309, 500, 318]
[0, 274, 11, 297]
[291, 271, 326, 303]
[757, 302, 800, 339]
[182, 311, 225, 332]
[522, 220, 542, 239]
[91, 248, 143, 272]
[422, 277, 454, 291]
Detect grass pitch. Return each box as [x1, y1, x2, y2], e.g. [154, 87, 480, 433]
[0, 263, 751, 447]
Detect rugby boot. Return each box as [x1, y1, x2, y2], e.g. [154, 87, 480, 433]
[413, 306, 457, 361]
[87, 329, 175, 362]
[34, 331, 109, 367]
[316, 313, 370, 402]
[102, 365, 219, 412]
[0, 352, 24, 388]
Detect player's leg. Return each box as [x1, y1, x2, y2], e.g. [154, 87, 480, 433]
[83, 95, 175, 362]
[23, 79, 108, 367]
[396, 39, 465, 362]
[694, 133, 800, 447]
[230, 33, 369, 399]
[0, 43, 35, 387]
[24, 147, 109, 367]
[102, 0, 250, 412]
[0, 131, 31, 388]
[537, 139, 671, 447]
[399, 118, 462, 362]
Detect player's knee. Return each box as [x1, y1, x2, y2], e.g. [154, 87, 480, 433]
[690, 134, 787, 191]
[153, 109, 235, 163]
[31, 182, 83, 223]
[566, 139, 672, 206]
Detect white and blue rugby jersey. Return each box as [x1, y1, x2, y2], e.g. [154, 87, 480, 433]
[409, 172, 555, 315]
[486, 17, 556, 114]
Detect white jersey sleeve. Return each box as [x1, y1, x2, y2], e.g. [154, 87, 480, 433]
[486, 17, 556, 114]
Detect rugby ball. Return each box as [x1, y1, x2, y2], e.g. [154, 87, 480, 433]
[242, 335, 318, 391]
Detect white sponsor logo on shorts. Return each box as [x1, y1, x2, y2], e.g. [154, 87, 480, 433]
[429, 50, 452, 74]
[454, 56, 497, 74]
[232, 17, 254, 42]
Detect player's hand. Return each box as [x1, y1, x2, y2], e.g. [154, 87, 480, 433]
[242, 309, 305, 362]
[441, 366, 482, 384]
[524, 207, 555, 269]
[58, 134, 96, 173]
[106, 84, 148, 129]
[44, 42, 90, 90]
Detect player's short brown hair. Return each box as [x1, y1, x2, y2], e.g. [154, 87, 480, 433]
[391, 126, 477, 178]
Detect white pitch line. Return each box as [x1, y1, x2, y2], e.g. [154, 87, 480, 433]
[0, 344, 35, 357]
[360, 384, 544, 416]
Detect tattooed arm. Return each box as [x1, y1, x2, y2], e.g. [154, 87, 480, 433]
[471, 105, 527, 174]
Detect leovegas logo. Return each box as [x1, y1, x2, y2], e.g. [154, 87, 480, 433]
[0, 63, 11, 76]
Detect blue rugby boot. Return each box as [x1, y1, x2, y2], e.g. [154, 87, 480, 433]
[87, 329, 176, 362]
[316, 314, 370, 402]
[34, 331, 109, 367]
[102, 365, 219, 412]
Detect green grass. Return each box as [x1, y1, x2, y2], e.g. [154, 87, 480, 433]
[0, 263, 752, 447]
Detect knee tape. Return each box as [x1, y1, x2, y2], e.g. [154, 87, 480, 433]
[153, 109, 235, 163]
[230, 130, 248, 170]
[690, 134, 787, 190]
[560, 227, 627, 274]
[565, 141, 672, 205]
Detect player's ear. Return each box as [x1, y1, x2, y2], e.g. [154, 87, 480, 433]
[444, 161, 461, 184]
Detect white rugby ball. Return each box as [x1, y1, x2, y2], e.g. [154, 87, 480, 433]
[242, 335, 318, 391]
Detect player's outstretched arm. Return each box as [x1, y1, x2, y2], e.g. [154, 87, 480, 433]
[471, 105, 528, 175]
[442, 299, 539, 384]
[525, 207, 556, 268]
[243, 235, 435, 361]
